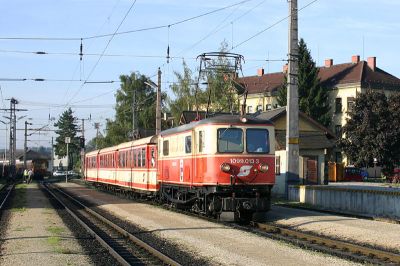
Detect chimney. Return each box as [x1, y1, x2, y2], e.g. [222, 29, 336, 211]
[351, 55, 360, 64]
[257, 68, 264, 76]
[367, 57, 376, 71]
[324, 59, 333, 67]
[282, 64, 288, 73]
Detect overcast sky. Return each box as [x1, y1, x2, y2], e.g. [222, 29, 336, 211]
[1, 0, 399, 149]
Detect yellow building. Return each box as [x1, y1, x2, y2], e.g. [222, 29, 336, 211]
[238, 55, 400, 164]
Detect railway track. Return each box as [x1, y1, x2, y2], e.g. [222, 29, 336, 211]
[76, 179, 400, 264]
[251, 221, 400, 265]
[0, 183, 14, 214]
[41, 182, 180, 266]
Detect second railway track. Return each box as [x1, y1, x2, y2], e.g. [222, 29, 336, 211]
[41, 182, 180, 266]
[251, 221, 400, 265]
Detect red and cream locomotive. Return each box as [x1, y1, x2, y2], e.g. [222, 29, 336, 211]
[85, 114, 275, 221]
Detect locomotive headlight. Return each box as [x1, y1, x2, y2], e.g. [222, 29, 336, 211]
[240, 117, 248, 123]
[259, 163, 269, 173]
[221, 163, 231, 173]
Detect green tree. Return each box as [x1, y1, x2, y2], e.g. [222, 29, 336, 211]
[54, 108, 79, 169]
[339, 90, 394, 171]
[277, 38, 330, 126]
[101, 72, 166, 148]
[169, 60, 198, 124]
[388, 92, 400, 166]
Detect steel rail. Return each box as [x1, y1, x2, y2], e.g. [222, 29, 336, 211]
[252, 222, 400, 264]
[42, 183, 131, 266]
[46, 183, 180, 266]
[0, 184, 14, 211]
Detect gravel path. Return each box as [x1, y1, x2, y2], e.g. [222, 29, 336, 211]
[0, 183, 117, 266]
[266, 205, 400, 252]
[58, 182, 359, 265]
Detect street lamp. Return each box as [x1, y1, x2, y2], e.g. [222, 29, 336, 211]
[373, 158, 378, 178]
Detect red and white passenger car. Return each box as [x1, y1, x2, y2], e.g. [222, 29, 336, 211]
[85, 115, 275, 221]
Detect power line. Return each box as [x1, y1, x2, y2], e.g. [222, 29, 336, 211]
[231, 0, 319, 50]
[0, 0, 252, 42]
[66, 0, 138, 106]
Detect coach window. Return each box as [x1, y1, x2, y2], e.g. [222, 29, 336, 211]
[138, 149, 142, 167]
[163, 140, 169, 156]
[246, 129, 269, 153]
[141, 148, 146, 167]
[198, 131, 204, 152]
[133, 149, 137, 167]
[217, 128, 243, 153]
[185, 136, 192, 153]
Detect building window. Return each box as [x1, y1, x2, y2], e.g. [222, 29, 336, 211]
[266, 104, 272, 110]
[257, 105, 263, 111]
[347, 97, 355, 113]
[275, 156, 281, 175]
[335, 98, 342, 114]
[335, 125, 342, 138]
[247, 106, 253, 113]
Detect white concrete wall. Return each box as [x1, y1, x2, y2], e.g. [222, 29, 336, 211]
[288, 185, 400, 219]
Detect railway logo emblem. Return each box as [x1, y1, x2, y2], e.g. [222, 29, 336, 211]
[237, 165, 252, 177]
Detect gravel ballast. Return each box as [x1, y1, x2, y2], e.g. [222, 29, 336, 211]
[0, 183, 118, 266]
[58, 182, 360, 265]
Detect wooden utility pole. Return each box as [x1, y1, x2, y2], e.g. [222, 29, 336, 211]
[286, 0, 300, 194]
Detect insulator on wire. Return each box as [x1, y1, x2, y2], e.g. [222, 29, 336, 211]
[166, 45, 170, 64]
[79, 38, 83, 61]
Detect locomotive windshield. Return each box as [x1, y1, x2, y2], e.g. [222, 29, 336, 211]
[217, 128, 243, 153]
[246, 129, 269, 154]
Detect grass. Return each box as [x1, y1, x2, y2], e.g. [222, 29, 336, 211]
[46, 225, 76, 254]
[47, 236, 61, 245]
[46, 226, 65, 235]
[11, 183, 27, 212]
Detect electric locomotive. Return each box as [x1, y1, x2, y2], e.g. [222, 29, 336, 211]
[84, 114, 275, 222]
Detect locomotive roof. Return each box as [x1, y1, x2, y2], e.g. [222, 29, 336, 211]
[160, 114, 273, 137]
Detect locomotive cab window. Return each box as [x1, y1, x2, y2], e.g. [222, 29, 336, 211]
[217, 128, 243, 153]
[163, 140, 169, 156]
[246, 129, 269, 153]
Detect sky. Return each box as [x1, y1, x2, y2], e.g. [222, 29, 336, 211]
[0, 0, 399, 150]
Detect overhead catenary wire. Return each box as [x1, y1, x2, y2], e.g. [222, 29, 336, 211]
[65, 0, 138, 106]
[0, 0, 252, 42]
[231, 0, 319, 50]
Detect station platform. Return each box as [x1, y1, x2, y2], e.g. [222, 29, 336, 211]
[288, 182, 400, 221]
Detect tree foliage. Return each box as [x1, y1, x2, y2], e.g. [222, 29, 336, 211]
[97, 72, 166, 148]
[54, 108, 79, 169]
[340, 91, 400, 172]
[277, 38, 330, 126]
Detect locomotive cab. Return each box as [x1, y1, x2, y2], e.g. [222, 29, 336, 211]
[158, 115, 275, 222]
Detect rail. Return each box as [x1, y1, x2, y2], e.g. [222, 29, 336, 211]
[0, 184, 14, 211]
[251, 222, 400, 264]
[42, 182, 180, 266]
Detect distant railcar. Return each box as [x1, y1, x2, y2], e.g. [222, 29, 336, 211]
[85, 115, 275, 222]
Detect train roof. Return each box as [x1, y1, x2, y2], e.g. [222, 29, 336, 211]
[160, 114, 273, 137]
[85, 135, 157, 156]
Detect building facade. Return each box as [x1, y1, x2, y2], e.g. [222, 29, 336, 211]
[238, 55, 400, 164]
